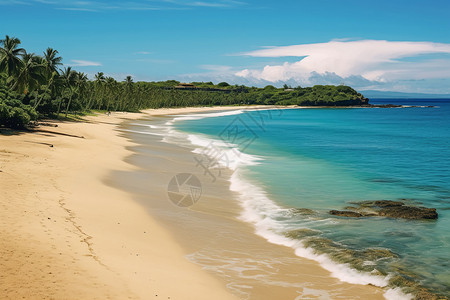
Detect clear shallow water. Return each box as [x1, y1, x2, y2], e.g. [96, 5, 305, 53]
[174, 100, 450, 298]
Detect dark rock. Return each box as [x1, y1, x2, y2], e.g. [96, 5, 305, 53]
[303, 237, 336, 250]
[284, 228, 321, 239]
[363, 248, 398, 259]
[330, 210, 363, 217]
[373, 200, 405, 207]
[369, 104, 403, 108]
[358, 200, 405, 207]
[38, 122, 58, 127]
[378, 206, 438, 220]
[344, 206, 358, 210]
[289, 208, 316, 215]
[339, 200, 438, 220]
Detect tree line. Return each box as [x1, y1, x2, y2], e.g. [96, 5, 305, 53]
[0, 35, 368, 128]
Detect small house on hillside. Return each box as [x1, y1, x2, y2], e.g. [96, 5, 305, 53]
[175, 83, 196, 89]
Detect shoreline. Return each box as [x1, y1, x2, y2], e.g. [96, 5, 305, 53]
[1, 105, 386, 299]
[112, 108, 387, 299]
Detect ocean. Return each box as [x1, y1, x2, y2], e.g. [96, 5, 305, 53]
[168, 100, 450, 299]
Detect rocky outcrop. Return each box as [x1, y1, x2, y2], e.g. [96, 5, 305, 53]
[289, 208, 316, 215]
[329, 200, 438, 220]
[330, 210, 363, 217]
[284, 228, 321, 239]
[361, 200, 404, 207]
[378, 206, 438, 220]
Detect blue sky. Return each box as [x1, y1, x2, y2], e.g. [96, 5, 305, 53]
[1, 0, 450, 93]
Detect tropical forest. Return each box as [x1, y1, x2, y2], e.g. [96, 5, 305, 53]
[0, 35, 369, 128]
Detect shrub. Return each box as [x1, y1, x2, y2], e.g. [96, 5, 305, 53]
[0, 87, 37, 128]
[217, 82, 230, 87]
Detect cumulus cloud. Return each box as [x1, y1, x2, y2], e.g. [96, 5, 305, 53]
[235, 40, 450, 88]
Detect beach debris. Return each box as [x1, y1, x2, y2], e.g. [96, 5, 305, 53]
[37, 122, 58, 127]
[329, 200, 438, 220]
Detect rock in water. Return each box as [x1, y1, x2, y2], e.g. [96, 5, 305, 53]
[289, 208, 316, 215]
[284, 228, 321, 239]
[330, 200, 438, 220]
[378, 206, 438, 220]
[329, 210, 363, 217]
[358, 200, 404, 207]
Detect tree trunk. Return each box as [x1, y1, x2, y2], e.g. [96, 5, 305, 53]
[56, 97, 63, 119]
[64, 89, 74, 118]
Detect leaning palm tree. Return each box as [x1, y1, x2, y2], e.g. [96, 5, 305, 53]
[59, 66, 77, 117]
[31, 49, 62, 111]
[0, 35, 26, 78]
[74, 72, 88, 109]
[11, 52, 45, 95]
[33, 70, 59, 110]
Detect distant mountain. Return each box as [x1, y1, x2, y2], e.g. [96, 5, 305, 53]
[360, 90, 450, 99]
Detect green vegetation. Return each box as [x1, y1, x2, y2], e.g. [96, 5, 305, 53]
[0, 35, 369, 128]
[0, 85, 38, 128]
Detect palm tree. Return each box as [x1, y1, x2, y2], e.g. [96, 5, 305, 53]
[76, 72, 88, 90]
[95, 71, 105, 82]
[74, 72, 88, 110]
[121, 75, 134, 110]
[30, 49, 62, 111]
[43, 48, 62, 76]
[94, 72, 106, 109]
[124, 75, 133, 85]
[0, 35, 25, 78]
[105, 76, 117, 111]
[11, 52, 45, 95]
[59, 66, 77, 117]
[33, 70, 59, 110]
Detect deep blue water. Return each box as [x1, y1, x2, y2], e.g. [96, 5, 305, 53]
[175, 99, 450, 297]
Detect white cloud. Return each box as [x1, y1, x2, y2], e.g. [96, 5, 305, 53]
[57, 7, 96, 11]
[70, 60, 102, 67]
[0, 0, 245, 10]
[236, 40, 450, 88]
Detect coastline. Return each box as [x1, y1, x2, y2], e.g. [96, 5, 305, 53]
[1, 105, 385, 299]
[111, 107, 387, 299]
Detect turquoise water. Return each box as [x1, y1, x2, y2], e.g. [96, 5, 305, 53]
[175, 100, 450, 298]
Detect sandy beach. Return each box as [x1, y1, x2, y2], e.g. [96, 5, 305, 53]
[0, 106, 385, 299]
